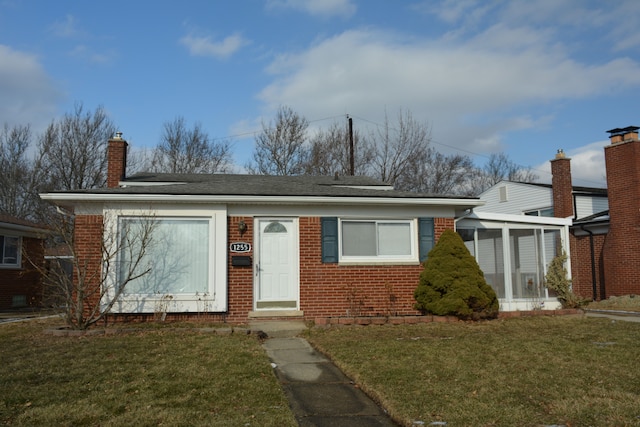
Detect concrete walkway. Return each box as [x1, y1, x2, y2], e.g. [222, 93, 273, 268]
[263, 337, 398, 427]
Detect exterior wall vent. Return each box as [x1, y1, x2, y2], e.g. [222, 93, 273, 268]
[499, 186, 508, 202]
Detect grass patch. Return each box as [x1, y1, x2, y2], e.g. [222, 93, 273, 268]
[0, 319, 296, 426]
[307, 316, 640, 427]
[587, 295, 640, 312]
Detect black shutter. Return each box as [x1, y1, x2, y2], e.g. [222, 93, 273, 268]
[418, 217, 434, 262]
[321, 217, 338, 263]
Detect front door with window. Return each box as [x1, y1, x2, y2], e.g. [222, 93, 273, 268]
[255, 218, 299, 310]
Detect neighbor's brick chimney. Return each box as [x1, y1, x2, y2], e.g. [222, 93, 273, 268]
[602, 126, 640, 297]
[107, 132, 127, 188]
[550, 149, 573, 218]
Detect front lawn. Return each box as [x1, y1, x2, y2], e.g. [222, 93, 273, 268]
[307, 315, 640, 427]
[0, 319, 296, 426]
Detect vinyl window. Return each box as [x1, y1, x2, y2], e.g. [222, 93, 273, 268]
[0, 235, 20, 267]
[340, 219, 416, 262]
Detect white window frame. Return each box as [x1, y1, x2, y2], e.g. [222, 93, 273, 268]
[0, 234, 21, 268]
[338, 218, 418, 264]
[104, 207, 227, 314]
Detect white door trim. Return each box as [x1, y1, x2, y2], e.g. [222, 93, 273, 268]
[253, 217, 300, 311]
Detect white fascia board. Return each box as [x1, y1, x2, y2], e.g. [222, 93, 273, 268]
[466, 211, 572, 226]
[40, 192, 484, 208]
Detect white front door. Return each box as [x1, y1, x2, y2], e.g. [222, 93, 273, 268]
[255, 218, 299, 310]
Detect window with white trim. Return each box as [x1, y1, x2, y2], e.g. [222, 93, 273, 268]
[119, 217, 210, 295]
[107, 208, 228, 315]
[339, 219, 416, 262]
[0, 235, 20, 267]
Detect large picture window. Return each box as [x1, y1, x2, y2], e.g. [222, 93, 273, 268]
[0, 235, 20, 267]
[340, 220, 415, 261]
[119, 218, 209, 295]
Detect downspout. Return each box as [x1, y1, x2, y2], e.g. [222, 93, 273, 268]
[580, 224, 598, 301]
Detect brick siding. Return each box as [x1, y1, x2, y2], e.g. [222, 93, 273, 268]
[0, 236, 45, 309]
[224, 216, 453, 322]
[551, 156, 573, 218]
[602, 139, 640, 297]
[73, 215, 104, 315]
[569, 232, 606, 300]
[107, 138, 127, 188]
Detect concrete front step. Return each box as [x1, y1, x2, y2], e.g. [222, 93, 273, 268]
[249, 320, 308, 338]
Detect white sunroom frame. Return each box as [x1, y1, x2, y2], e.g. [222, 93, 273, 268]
[456, 211, 572, 312]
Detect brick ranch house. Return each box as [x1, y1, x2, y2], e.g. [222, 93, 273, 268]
[40, 134, 483, 323]
[0, 214, 48, 310]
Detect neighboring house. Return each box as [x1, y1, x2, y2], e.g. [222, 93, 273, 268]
[456, 197, 573, 312]
[567, 126, 640, 300]
[0, 214, 48, 309]
[40, 134, 482, 323]
[462, 125, 640, 304]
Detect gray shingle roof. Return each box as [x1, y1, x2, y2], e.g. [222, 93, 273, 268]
[48, 173, 477, 200]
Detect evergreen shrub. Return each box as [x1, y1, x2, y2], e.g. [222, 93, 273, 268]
[414, 229, 499, 320]
[545, 251, 586, 309]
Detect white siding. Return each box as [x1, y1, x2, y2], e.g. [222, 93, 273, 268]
[476, 182, 553, 215]
[575, 195, 608, 219]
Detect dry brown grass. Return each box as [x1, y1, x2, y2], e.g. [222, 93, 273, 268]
[586, 295, 640, 312]
[0, 319, 297, 426]
[307, 315, 640, 427]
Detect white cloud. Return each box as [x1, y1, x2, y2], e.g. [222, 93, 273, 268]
[69, 45, 116, 64]
[257, 26, 640, 156]
[49, 14, 79, 38]
[266, 0, 356, 17]
[534, 140, 608, 187]
[0, 45, 62, 131]
[180, 33, 248, 59]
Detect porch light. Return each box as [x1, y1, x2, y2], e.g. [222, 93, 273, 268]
[238, 220, 247, 235]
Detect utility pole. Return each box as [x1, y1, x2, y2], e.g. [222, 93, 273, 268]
[347, 115, 354, 175]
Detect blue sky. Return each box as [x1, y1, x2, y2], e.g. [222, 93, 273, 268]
[2, 0, 640, 188]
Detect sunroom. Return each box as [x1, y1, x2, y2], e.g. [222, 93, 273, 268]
[456, 211, 572, 311]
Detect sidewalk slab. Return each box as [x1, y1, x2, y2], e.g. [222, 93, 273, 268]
[263, 337, 398, 427]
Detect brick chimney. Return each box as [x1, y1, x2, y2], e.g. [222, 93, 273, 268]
[550, 149, 573, 218]
[602, 126, 640, 297]
[107, 132, 127, 188]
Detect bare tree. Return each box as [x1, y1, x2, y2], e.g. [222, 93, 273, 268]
[483, 152, 538, 186]
[304, 121, 373, 176]
[36, 209, 157, 330]
[38, 103, 117, 190]
[149, 116, 233, 174]
[399, 149, 477, 195]
[368, 109, 431, 188]
[0, 124, 46, 220]
[246, 106, 309, 175]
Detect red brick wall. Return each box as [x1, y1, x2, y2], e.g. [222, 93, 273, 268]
[551, 156, 573, 218]
[226, 216, 254, 322]
[0, 236, 45, 309]
[82, 213, 453, 323]
[569, 232, 606, 300]
[107, 138, 127, 188]
[224, 216, 453, 321]
[602, 139, 640, 297]
[73, 215, 104, 313]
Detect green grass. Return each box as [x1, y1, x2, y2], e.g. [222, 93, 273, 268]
[0, 319, 297, 426]
[307, 316, 640, 427]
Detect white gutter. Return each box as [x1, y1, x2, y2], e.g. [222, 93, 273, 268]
[464, 211, 572, 226]
[40, 192, 484, 208]
[0, 222, 50, 236]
